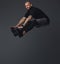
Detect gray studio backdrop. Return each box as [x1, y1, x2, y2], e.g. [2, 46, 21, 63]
[0, 0, 60, 64]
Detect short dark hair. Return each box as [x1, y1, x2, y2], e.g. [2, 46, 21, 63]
[25, 1, 32, 4]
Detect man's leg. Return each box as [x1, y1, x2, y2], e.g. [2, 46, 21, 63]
[35, 17, 50, 28]
[16, 20, 35, 38]
[10, 20, 38, 37]
[22, 20, 35, 34]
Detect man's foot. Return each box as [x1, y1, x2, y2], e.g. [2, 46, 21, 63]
[10, 27, 18, 36]
[18, 31, 26, 38]
[16, 28, 23, 38]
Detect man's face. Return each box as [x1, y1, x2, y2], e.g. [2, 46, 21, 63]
[25, 2, 32, 10]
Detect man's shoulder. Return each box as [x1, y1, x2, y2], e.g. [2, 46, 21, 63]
[31, 6, 41, 11]
[31, 6, 38, 9]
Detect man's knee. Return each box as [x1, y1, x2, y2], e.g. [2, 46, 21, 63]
[35, 17, 50, 27]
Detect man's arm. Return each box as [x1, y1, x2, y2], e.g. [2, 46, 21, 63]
[23, 15, 32, 26]
[16, 17, 26, 27]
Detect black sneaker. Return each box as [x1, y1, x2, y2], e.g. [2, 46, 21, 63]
[10, 27, 19, 37]
[16, 28, 23, 38]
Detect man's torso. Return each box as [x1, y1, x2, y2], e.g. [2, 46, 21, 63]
[24, 6, 48, 19]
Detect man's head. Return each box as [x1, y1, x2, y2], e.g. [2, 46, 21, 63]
[25, 1, 32, 10]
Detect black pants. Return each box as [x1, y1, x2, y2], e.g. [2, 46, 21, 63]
[10, 17, 49, 37]
[23, 20, 37, 32]
[35, 17, 50, 27]
[23, 17, 50, 32]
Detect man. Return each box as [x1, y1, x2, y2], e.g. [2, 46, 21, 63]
[10, 1, 49, 37]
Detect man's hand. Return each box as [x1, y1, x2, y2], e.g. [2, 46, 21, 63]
[18, 26, 23, 28]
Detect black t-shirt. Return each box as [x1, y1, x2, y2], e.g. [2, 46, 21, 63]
[24, 6, 48, 19]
